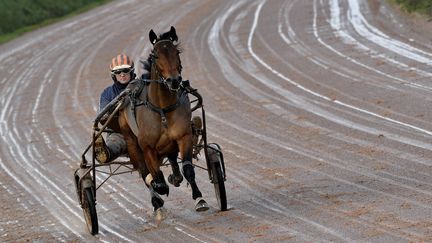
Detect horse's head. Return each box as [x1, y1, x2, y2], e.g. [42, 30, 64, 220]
[149, 26, 182, 92]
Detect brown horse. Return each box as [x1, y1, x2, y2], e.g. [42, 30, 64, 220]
[118, 26, 208, 214]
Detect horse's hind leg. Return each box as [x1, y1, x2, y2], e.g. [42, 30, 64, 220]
[167, 152, 183, 187]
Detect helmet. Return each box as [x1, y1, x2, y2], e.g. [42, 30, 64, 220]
[110, 54, 134, 71]
[109, 54, 136, 82]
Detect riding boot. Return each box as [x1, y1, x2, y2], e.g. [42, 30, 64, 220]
[94, 135, 110, 163]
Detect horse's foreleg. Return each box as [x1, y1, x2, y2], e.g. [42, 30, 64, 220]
[143, 148, 169, 196]
[148, 184, 165, 214]
[130, 149, 166, 213]
[118, 113, 166, 214]
[178, 134, 208, 211]
[178, 134, 198, 197]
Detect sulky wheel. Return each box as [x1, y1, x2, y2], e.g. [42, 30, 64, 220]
[73, 170, 82, 205]
[81, 186, 98, 235]
[207, 143, 227, 211]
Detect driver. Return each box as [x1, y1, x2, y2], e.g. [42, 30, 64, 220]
[94, 54, 136, 163]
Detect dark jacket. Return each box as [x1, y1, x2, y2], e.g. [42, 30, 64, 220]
[99, 82, 128, 112]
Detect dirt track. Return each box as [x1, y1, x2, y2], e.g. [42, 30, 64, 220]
[2, 0, 432, 241]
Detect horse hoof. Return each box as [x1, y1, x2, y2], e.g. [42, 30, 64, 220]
[152, 181, 169, 196]
[194, 197, 209, 212]
[154, 207, 167, 222]
[168, 174, 183, 187]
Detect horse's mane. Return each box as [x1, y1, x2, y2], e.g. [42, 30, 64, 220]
[141, 55, 153, 73]
[141, 32, 182, 74]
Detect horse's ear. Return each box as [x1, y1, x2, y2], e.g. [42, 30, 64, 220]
[169, 26, 178, 42]
[149, 29, 158, 45]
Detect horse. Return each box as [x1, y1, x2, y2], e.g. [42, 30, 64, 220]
[118, 26, 208, 215]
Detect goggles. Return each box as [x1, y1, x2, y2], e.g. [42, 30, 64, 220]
[112, 68, 132, 75]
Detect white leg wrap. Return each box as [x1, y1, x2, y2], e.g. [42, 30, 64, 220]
[145, 173, 153, 186]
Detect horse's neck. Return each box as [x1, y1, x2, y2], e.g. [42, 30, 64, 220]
[148, 82, 177, 108]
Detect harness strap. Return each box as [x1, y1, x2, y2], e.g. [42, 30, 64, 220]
[124, 79, 146, 137]
[128, 79, 188, 129]
[142, 91, 187, 128]
[127, 104, 140, 136]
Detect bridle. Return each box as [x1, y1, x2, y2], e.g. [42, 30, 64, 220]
[150, 40, 182, 92]
[127, 39, 186, 128]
